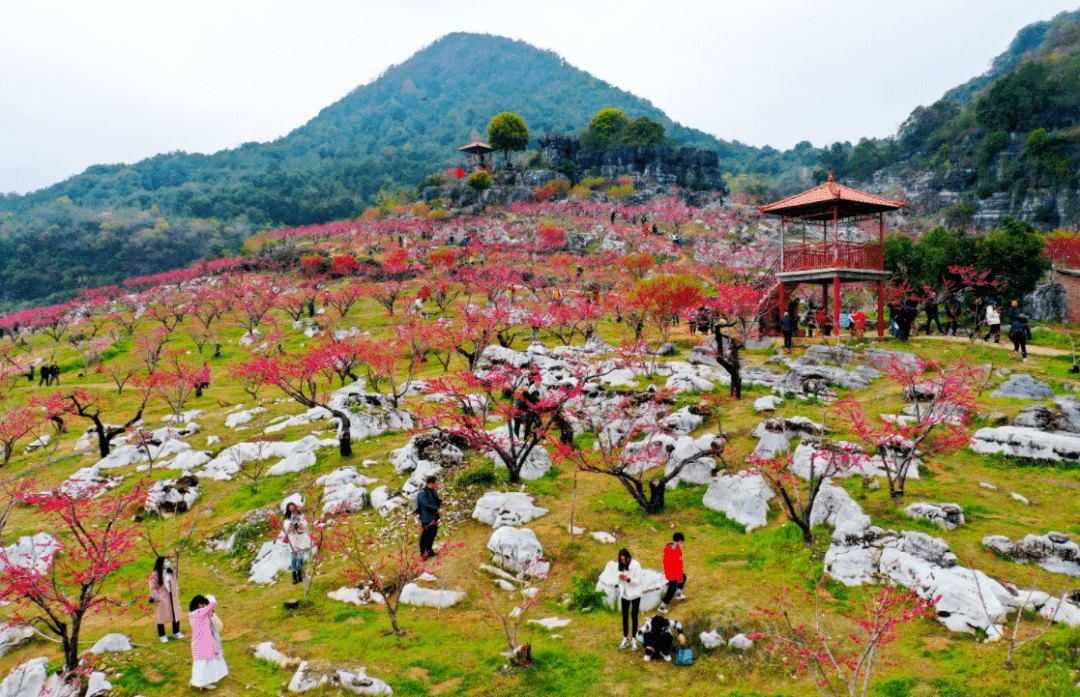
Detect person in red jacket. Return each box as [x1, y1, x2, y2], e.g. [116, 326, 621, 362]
[658, 532, 687, 613]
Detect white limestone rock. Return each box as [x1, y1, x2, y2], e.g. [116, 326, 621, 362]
[699, 629, 724, 649]
[701, 473, 774, 532]
[591, 532, 616, 544]
[316, 467, 375, 515]
[225, 407, 268, 429]
[253, 641, 300, 668]
[990, 373, 1054, 400]
[905, 502, 965, 530]
[753, 395, 784, 412]
[728, 633, 754, 650]
[487, 527, 548, 576]
[89, 633, 131, 654]
[486, 426, 552, 480]
[970, 426, 1080, 461]
[0, 625, 34, 658]
[527, 617, 571, 629]
[399, 584, 464, 608]
[0, 533, 60, 574]
[472, 491, 549, 528]
[144, 475, 200, 514]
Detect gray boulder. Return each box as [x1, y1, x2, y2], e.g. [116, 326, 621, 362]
[803, 344, 855, 366]
[904, 502, 965, 530]
[990, 374, 1054, 400]
[970, 426, 1080, 461]
[1012, 405, 1078, 432]
[701, 473, 774, 532]
[487, 527, 548, 576]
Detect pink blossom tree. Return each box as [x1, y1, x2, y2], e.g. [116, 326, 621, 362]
[0, 485, 147, 672]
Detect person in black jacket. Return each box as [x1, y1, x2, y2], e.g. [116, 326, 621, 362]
[944, 295, 962, 336]
[49, 363, 60, 386]
[780, 312, 794, 350]
[898, 296, 919, 341]
[38, 364, 50, 387]
[635, 615, 686, 662]
[415, 476, 442, 558]
[923, 297, 943, 335]
[1009, 314, 1032, 361]
[1007, 300, 1022, 326]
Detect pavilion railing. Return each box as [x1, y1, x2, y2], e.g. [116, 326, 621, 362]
[781, 242, 883, 272]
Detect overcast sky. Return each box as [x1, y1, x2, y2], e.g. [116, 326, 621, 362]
[1, 0, 1075, 194]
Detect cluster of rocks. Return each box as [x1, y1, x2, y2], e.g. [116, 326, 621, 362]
[823, 489, 1080, 638]
[143, 474, 200, 515]
[537, 133, 724, 190]
[984, 531, 1080, 577]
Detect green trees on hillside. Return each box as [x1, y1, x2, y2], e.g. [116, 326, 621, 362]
[579, 109, 667, 151]
[884, 217, 1050, 299]
[487, 112, 529, 162]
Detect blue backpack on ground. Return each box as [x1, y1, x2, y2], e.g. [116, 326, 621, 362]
[674, 647, 694, 666]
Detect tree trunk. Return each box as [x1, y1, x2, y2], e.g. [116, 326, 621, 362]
[648, 479, 666, 512]
[330, 408, 353, 457]
[93, 419, 110, 458]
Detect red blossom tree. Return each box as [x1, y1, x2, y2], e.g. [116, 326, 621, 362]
[756, 581, 935, 697]
[0, 485, 147, 672]
[836, 358, 982, 499]
[234, 344, 357, 456]
[0, 402, 43, 466]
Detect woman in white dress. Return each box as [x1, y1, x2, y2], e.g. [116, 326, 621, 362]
[189, 594, 228, 689]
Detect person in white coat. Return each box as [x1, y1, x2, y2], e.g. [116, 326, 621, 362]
[984, 301, 1002, 344]
[616, 548, 643, 650]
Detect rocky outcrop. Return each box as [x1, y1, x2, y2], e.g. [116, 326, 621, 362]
[537, 133, 724, 190]
[1023, 282, 1067, 323]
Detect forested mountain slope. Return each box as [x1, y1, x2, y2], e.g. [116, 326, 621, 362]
[0, 32, 813, 307]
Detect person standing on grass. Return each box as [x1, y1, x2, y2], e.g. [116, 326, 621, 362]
[1009, 313, 1032, 362]
[780, 311, 794, 350]
[149, 557, 183, 643]
[189, 594, 227, 689]
[658, 533, 687, 614]
[285, 505, 311, 585]
[1007, 299, 1022, 326]
[944, 295, 962, 336]
[636, 615, 686, 662]
[923, 296, 943, 335]
[984, 301, 1002, 344]
[616, 548, 643, 651]
[416, 476, 442, 559]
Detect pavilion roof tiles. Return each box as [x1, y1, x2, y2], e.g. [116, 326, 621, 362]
[457, 141, 494, 153]
[756, 173, 906, 221]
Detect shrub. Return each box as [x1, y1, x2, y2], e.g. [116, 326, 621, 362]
[454, 463, 498, 488]
[606, 184, 634, 200]
[580, 176, 606, 189]
[569, 569, 607, 612]
[415, 174, 444, 196]
[568, 185, 591, 200]
[535, 179, 571, 201]
[427, 209, 450, 221]
[300, 254, 325, 275]
[467, 170, 492, 192]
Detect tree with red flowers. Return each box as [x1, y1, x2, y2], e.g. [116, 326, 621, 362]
[756, 580, 935, 697]
[324, 282, 365, 319]
[50, 383, 155, 458]
[233, 344, 357, 456]
[706, 282, 768, 398]
[628, 274, 703, 344]
[556, 394, 723, 514]
[331, 523, 453, 635]
[0, 401, 43, 467]
[424, 364, 590, 484]
[0, 485, 146, 672]
[835, 357, 982, 499]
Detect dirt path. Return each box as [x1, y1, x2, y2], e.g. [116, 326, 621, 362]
[908, 333, 1070, 357]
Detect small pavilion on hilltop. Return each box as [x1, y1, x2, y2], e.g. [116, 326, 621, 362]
[457, 141, 494, 172]
[757, 173, 906, 337]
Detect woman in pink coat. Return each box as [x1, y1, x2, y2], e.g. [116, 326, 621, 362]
[188, 594, 228, 689]
[148, 557, 183, 643]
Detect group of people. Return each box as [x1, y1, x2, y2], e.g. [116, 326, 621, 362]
[614, 534, 689, 662]
[27, 362, 60, 386]
[890, 295, 1034, 359]
[148, 557, 228, 689]
[687, 306, 713, 335]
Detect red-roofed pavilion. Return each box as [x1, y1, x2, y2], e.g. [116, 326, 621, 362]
[457, 141, 494, 172]
[757, 173, 906, 337]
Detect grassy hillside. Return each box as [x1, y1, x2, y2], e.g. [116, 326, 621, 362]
[0, 202, 1078, 697]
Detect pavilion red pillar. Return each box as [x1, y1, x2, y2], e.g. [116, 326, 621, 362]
[821, 282, 830, 336]
[832, 277, 841, 333]
[778, 282, 787, 334]
[877, 281, 885, 337]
